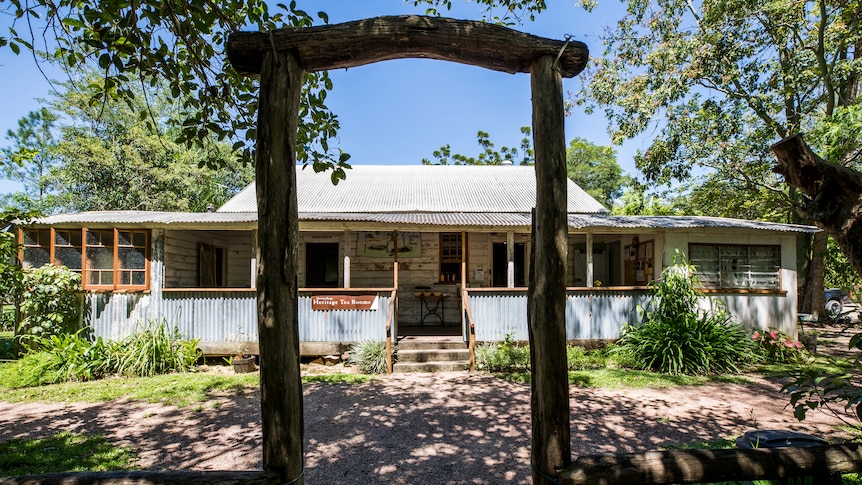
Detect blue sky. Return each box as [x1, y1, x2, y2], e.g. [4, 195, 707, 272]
[0, 1, 649, 196]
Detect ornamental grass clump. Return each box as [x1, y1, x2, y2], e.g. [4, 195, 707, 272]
[114, 319, 201, 377]
[614, 258, 757, 375]
[346, 340, 389, 374]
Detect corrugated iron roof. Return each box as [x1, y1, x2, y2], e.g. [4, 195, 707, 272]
[567, 214, 819, 233]
[29, 211, 258, 227]
[217, 165, 609, 214]
[26, 211, 818, 234]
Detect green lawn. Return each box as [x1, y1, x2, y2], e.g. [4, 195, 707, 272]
[0, 431, 137, 476]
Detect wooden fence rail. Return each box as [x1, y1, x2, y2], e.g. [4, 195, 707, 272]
[0, 470, 276, 485]
[559, 444, 862, 485]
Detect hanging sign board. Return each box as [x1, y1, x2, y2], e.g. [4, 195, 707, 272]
[311, 295, 379, 311]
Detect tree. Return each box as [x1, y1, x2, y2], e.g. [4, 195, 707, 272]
[565, 137, 628, 208]
[422, 126, 534, 165]
[579, 0, 861, 315]
[0, 109, 60, 211]
[0, 1, 550, 178]
[2, 76, 253, 213]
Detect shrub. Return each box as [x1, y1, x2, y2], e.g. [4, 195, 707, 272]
[1, 307, 13, 332]
[18, 265, 82, 339]
[566, 345, 611, 371]
[0, 331, 113, 388]
[753, 328, 807, 364]
[614, 257, 757, 375]
[475, 334, 530, 372]
[113, 319, 201, 377]
[346, 340, 389, 374]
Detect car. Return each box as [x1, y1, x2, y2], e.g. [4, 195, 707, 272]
[825, 288, 852, 317]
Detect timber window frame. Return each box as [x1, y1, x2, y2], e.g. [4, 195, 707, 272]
[19, 227, 151, 291]
[689, 243, 781, 291]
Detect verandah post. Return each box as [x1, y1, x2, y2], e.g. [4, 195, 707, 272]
[255, 50, 305, 484]
[528, 53, 572, 485]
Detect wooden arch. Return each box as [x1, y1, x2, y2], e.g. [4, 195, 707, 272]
[226, 15, 588, 485]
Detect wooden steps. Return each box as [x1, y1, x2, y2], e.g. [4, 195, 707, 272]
[393, 336, 470, 373]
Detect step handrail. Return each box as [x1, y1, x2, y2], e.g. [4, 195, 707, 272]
[462, 287, 477, 371]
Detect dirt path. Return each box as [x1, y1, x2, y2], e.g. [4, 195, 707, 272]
[0, 371, 851, 485]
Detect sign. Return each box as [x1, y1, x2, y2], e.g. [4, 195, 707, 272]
[357, 231, 421, 258]
[312, 295, 379, 311]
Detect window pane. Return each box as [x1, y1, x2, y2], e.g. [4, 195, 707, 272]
[119, 247, 146, 270]
[23, 247, 50, 268]
[132, 232, 147, 247]
[55, 247, 82, 271]
[690, 244, 720, 288]
[132, 271, 146, 286]
[117, 231, 132, 246]
[22, 229, 50, 269]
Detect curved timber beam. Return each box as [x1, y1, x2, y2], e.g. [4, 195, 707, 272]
[227, 15, 589, 78]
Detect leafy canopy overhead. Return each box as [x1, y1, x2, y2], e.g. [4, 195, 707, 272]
[0, 0, 553, 179]
[579, 0, 861, 210]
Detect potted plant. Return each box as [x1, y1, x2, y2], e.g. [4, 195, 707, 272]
[231, 351, 256, 373]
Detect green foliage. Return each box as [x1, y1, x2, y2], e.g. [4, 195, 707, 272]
[414, 0, 547, 24]
[825, 236, 862, 294]
[0, 108, 60, 211]
[1, 307, 14, 332]
[783, 332, 862, 428]
[303, 373, 372, 385]
[346, 340, 389, 374]
[0, 431, 137, 476]
[579, 0, 861, 229]
[0, 351, 67, 388]
[0, 331, 13, 359]
[614, 259, 758, 375]
[752, 328, 807, 364]
[0, 370, 260, 406]
[475, 333, 530, 372]
[566, 345, 612, 371]
[0, 319, 201, 388]
[422, 127, 534, 166]
[113, 319, 201, 377]
[2, 77, 255, 213]
[1, 1, 345, 176]
[18, 264, 82, 339]
[565, 137, 630, 208]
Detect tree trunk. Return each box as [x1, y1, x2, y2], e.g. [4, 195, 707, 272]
[772, 134, 862, 279]
[528, 54, 572, 485]
[255, 51, 305, 484]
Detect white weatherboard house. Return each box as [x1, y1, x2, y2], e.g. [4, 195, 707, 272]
[20, 165, 815, 361]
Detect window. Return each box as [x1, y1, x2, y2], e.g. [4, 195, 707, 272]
[21, 229, 51, 269]
[439, 233, 464, 282]
[689, 243, 780, 290]
[54, 229, 83, 273]
[306, 243, 339, 288]
[19, 227, 149, 290]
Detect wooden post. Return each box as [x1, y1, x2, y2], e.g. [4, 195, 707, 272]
[585, 231, 593, 287]
[528, 54, 572, 485]
[255, 50, 305, 484]
[343, 230, 351, 288]
[507, 231, 515, 288]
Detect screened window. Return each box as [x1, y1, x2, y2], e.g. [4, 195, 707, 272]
[689, 243, 780, 290]
[19, 227, 149, 290]
[21, 229, 51, 269]
[54, 229, 83, 273]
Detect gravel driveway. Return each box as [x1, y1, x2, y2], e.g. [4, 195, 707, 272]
[0, 371, 850, 484]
